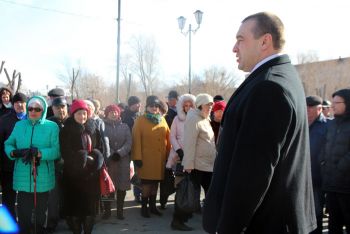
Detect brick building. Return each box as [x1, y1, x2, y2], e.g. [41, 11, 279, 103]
[295, 57, 350, 100]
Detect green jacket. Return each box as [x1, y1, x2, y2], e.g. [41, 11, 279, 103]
[5, 96, 60, 192]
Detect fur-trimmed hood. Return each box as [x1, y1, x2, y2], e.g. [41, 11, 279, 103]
[176, 94, 196, 121]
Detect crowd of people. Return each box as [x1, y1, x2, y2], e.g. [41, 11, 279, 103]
[1, 11, 350, 234]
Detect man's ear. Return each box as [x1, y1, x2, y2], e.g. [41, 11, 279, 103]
[261, 33, 273, 50]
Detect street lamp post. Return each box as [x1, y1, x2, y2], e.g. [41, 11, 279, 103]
[177, 10, 203, 94]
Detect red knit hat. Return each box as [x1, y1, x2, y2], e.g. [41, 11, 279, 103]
[104, 104, 120, 117]
[212, 101, 227, 112]
[70, 99, 90, 116]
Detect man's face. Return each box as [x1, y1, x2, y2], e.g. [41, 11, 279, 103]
[52, 105, 68, 120]
[332, 95, 346, 116]
[130, 102, 141, 112]
[307, 105, 322, 125]
[233, 19, 263, 72]
[168, 98, 177, 108]
[14, 101, 26, 114]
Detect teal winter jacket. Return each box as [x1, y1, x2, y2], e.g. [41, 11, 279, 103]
[5, 96, 60, 192]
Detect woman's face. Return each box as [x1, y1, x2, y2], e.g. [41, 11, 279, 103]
[107, 110, 119, 121]
[332, 95, 346, 116]
[183, 100, 193, 113]
[147, 104, 160, 114]
[214, 109, 224, 122]
[1, 91, 10, 104]
[74, 109, 88, 124]
[200, 103, 213, 118]
[28, 106, 43, 120]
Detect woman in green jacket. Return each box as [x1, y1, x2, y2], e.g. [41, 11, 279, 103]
[5, 95, 60, 233]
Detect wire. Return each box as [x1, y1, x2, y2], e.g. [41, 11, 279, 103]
[0, 0, 115, 20]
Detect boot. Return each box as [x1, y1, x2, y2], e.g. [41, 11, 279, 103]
[149, 195, 162, 216]
[102, 201, 111, 220]
[70, 216, 82, 234]
[171, 218, 193, 231]
[141, 197, 150, 218]
[117, 190, 126, 220]
[83, 216, 94, 234]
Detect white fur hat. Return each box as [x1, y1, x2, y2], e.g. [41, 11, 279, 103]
[195, 93, 213, 108]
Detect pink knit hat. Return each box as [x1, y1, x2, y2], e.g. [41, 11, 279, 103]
[104, 104, 121, 117]
[70, 99, 90, 116]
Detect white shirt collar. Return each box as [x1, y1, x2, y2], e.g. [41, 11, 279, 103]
[250, 53, 282, 74]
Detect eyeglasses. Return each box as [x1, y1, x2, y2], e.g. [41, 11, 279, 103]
[332, 102, 345, 105]
[28, 107, 43, 112]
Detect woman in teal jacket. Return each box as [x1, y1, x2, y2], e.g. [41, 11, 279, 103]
[5, 95, 60, 234]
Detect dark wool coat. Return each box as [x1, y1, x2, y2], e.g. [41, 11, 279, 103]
[321, 116, 350, 194]
[0, 110, 21, 173]
[60, 117, 104, 217]
[203, 55, 316, 234]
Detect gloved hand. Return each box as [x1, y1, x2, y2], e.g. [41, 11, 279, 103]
[22, 147, 40, 165]
[86, 155, 95, 166]
[110, 152, 121, 161]
[176, 149, 184, 160]
[133, 160, 143, 168]
[11, 149, 30, 158]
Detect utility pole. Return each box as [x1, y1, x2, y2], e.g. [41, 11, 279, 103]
[116, 0, 121, 103]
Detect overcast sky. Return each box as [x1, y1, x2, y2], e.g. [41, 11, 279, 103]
[1, 0, 349, 94]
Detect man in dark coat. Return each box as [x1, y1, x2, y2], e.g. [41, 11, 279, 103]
[321, 89, 350, 233]
[121, 95, 142, 202]
[165, 90, 178, 128]
[46, 97, 69, 233]
[203, 12, 316, 234]
[0, 92, 27, 219]
[46, 88, 65, 119]
[306, 95, 328, 234]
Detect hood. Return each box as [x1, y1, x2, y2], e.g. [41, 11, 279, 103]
[176, 94, 196, 121]
[26, 95, 48, 124]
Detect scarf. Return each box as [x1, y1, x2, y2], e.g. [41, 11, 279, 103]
[145, 112, 162, 124]
[16, 112, 27, 120]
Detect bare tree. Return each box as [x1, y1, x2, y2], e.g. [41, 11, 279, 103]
[59, 60, 81, 101]
[297, 51, 319, 64]
[0, 61, 22, 93]
[129, 35, 160, 97]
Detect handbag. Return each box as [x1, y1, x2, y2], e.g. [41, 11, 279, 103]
[100, 163, 115, 196]
[175, 173, 201, 213]
[130, 172, 142, 189]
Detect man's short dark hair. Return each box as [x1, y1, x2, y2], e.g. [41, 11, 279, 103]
[242, 12, 285, 51]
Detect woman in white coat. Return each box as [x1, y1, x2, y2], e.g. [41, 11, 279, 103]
[167, 94, 196, 231]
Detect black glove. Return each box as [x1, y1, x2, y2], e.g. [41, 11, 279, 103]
[176, 149, 184, 160]
[86, 155, 95, 166]
[133, 160, 143, 168]
[110, 152, 121, 161]
[22, 147, 40, 165]
[11, 149, 30, 158]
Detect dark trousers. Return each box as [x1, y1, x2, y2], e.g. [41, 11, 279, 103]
[310, 186, 325, 234]
[191, 169, 212, 195]
[46, 174, 62, 230]
[17, 191, 49, 234]
[133, 185, 142, 199]
[326, 192, 350, 234]
[0, 171, 16, 220]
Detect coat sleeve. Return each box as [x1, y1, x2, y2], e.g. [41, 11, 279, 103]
[182, 114, 199, 170]
[170, 117, 181, 151]
[131, 118, 142, 161]
[217, 81, 294, 233]
[117, 124, 132, 157]
[4, 122, 19, 160]
[40, 124, 60, 161]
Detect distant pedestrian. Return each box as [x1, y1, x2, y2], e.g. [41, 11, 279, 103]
[5, 96, 60, 233]
[131, 95, 171, 218]
[322, 99, 333, 119]
[165, 90, 179, 127]
[102, 104, 132, 220]
[60, 100, 104, 234]
[0, 87, 13, 117]
[46, 88, 65, 119]
[306, 95, 328, 234]
[210, 100, 226, 144]
[321, 89, 350, 233]
[0, 92, 27, 219]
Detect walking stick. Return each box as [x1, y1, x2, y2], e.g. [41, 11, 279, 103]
[31, 155, 37, 234]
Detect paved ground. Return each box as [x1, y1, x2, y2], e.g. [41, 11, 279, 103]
[54, 189, 206, 234]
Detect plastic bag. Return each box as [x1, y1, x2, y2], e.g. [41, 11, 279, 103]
[100, 164, 115, 196]
[175, 173, 201, 213]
